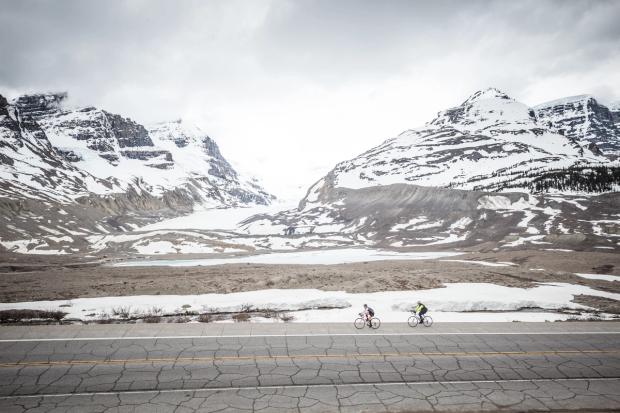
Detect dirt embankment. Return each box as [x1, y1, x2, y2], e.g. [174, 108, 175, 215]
[0, 250, 618, 304]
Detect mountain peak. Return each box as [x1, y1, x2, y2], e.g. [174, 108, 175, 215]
[429, 87, 529, 130]
[16, 91, 68, 104]
[462, 88, 512, 105]
[14, 92, 68, 116]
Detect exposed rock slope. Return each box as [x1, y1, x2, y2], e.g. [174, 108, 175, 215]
[0, 92, 273, 253]
[534, 95, 620, 158]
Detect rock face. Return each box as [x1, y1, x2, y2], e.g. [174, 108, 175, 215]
[534, 95, 620, 158]
[241, 88, 619, 251]
[14, 93, 174, 169]
[0, 92, 274, 252]
[609, 101, 620, 129]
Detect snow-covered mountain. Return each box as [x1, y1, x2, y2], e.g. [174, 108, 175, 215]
[0, 92, 273, 251]
[3, 92, 272, 206]
[305, 88, 615, 200]
[240, 88, 619, 251]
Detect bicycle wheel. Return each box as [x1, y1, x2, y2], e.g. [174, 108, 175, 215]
[354, 318, 365, 329]
[370, 317, 381, 329]
[423, 316, 433, 327]
[407, 315, 419, 327]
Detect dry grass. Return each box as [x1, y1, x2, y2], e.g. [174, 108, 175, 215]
[142, 315, 162, 323]
[0, 309, 67, 323]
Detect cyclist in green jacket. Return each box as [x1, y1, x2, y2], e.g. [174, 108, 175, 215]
[415, 301, 428, 323]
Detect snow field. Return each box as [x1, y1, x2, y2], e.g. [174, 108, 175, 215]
[1, 283, 617, 323]
[575, 273, 620, 282]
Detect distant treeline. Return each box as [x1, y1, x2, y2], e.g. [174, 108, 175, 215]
[527, 165, 620, 193]
[470, 165, 620, 193]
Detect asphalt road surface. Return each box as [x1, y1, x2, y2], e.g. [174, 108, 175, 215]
[1, 322, 619, 412]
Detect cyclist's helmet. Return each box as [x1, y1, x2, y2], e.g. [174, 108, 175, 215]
[363, 304, 368, 308]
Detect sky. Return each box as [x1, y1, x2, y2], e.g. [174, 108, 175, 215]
[1, 0, 619, 200]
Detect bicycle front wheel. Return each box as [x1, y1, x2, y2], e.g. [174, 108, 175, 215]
[407, 315, 419, 327]
[423, 316, 433, 327]
[354, 318, 365, 329]
[370, 317, 381, 329]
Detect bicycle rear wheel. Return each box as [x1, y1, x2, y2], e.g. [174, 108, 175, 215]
[370, 317, 381, 329]
[354, 318, 365, 329]
[407, 315, 419, 327]
[423, 316, 433, 327]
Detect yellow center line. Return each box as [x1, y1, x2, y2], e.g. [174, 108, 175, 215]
[1, 349, 619, 368]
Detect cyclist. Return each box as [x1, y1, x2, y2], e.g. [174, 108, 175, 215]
[415, 301, 428, 323]
[362, 304, 375, 326]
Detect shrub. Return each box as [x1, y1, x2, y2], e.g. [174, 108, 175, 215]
[111, 306, 132, 319]
[232, 313, 251, 322]
[262, 309, 278, 319]
[0, 309, 67, 323]
[143, 315, 161, 323]
[197, 313, 211, 323]
[48, 310, 66, 322]
[172, 316, 190, 323]
[240, 303, 253, 313]
[278, 313, 295, 323]
[96, 313, 114, 324]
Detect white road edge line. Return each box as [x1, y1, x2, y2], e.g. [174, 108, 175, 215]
[1, 331, 620, 342]
[1, 377, 618, 400]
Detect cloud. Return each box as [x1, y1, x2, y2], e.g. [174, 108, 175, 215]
[0, 0, 618, 199]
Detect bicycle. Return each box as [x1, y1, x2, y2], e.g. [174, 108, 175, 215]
[407, 312, 433, 327]
[354, 313, 381, 329]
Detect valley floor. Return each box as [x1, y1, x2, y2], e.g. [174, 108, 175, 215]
[0, 249, 618, 323]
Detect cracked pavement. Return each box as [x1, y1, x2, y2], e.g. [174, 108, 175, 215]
[0, 322, 619, 412]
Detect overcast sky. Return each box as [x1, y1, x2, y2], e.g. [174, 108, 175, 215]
[1, 0, 619, 200]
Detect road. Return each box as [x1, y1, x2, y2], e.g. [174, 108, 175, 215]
[1, 322, 619, 412]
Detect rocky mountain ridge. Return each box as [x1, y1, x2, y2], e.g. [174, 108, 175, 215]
[534, 94, 620, 157]
[0, 92, 273, 252]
